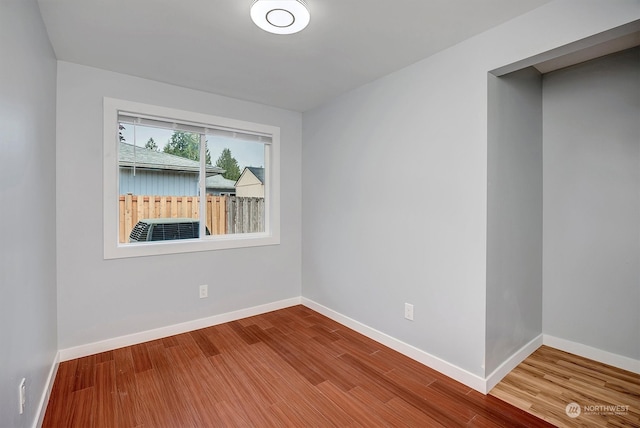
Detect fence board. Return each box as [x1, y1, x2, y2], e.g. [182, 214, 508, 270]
[124, 194, 133, 242]
[170, 196, 178, 218]
[119, 198, 125, 244]
[160, 197, 167, 219]
[137, 196, 144, 224]
[192, 196, 199, 220]
[218, 197, 227, 234]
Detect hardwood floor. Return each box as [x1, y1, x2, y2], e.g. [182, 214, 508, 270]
[44, 306, 552, 427]
[490, 345, 640, 427]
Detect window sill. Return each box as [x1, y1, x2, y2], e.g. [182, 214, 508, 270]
[104, 232, 280, 259]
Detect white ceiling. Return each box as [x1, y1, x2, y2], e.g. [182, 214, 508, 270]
[38, 0, 552, 112]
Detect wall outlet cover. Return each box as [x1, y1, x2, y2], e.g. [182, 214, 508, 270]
[404, 303, 414, 321]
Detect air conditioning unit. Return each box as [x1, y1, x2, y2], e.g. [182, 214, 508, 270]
[129, 218, 210, 242]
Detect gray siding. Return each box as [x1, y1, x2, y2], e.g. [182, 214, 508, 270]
[119, 168, 199, 196]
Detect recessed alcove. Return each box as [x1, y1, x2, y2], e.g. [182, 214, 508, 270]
[486, 21, 639, 378]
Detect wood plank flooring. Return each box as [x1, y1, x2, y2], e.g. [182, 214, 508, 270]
[43, 306, 552, 427]
[490, 345, 640, 427]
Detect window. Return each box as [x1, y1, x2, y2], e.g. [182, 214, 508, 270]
[103, 98, 280, 259]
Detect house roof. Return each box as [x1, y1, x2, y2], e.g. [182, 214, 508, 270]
[239, 167, 265, 184]
[205, 175, 236, 190]
[119, 142, 224, 176]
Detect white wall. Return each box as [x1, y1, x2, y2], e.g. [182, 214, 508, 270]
[543, 47, 640, 361]
[56, 62, 302, 350]
[486, 68, 543, 375]
[0, 1, 58, 426]
[302, 0, 640, 379]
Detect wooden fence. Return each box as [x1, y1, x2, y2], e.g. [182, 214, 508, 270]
[227, 196, 265, 234]
[119, 194, 264, 243]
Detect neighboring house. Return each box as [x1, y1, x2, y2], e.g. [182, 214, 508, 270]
[235, 166, 265, 198]
[119, 142, 224, 196]
[206, 174, 237, 195]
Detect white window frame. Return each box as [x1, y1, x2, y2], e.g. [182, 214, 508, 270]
[103, 97, 280, 259]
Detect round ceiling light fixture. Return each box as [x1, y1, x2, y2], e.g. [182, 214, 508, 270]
[251, 0, 310, 35]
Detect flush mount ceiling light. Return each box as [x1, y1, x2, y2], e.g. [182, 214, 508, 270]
[251, 0, 310, 35]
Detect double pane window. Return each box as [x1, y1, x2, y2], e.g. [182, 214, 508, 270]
[104, 98, 279, 259]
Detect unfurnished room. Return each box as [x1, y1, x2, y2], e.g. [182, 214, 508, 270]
[1, 0, 639, 427]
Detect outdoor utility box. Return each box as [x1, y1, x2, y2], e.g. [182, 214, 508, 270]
[129, 218, 210, 242]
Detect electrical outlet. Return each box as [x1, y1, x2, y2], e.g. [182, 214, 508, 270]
[199, 284, 208, 299]
[404, 303, 414, 321]
[19, 378, 25, 415]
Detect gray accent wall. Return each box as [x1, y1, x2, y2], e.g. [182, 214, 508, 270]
[543, 48, 640, 360]
[0, 1, 58, 426]
[56, 62, 302, 350]
[486, 68, 543, 375]
[302, 0, 639, 378]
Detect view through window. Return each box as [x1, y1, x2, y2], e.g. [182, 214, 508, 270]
[118, 115, 268, 244]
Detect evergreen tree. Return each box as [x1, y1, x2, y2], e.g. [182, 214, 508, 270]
[215, 148, 241, 181]
[145, 137, 158, 151]
[163, 131, 211, 164]
[118, 124, 125, 142]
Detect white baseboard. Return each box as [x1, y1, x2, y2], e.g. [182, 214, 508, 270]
[301, 298, 488, 393]
[59, 297, 301, 361]
[34, 351, 60, 428]
[485, 334, 543, 393]
[543, 334, 640, 374]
